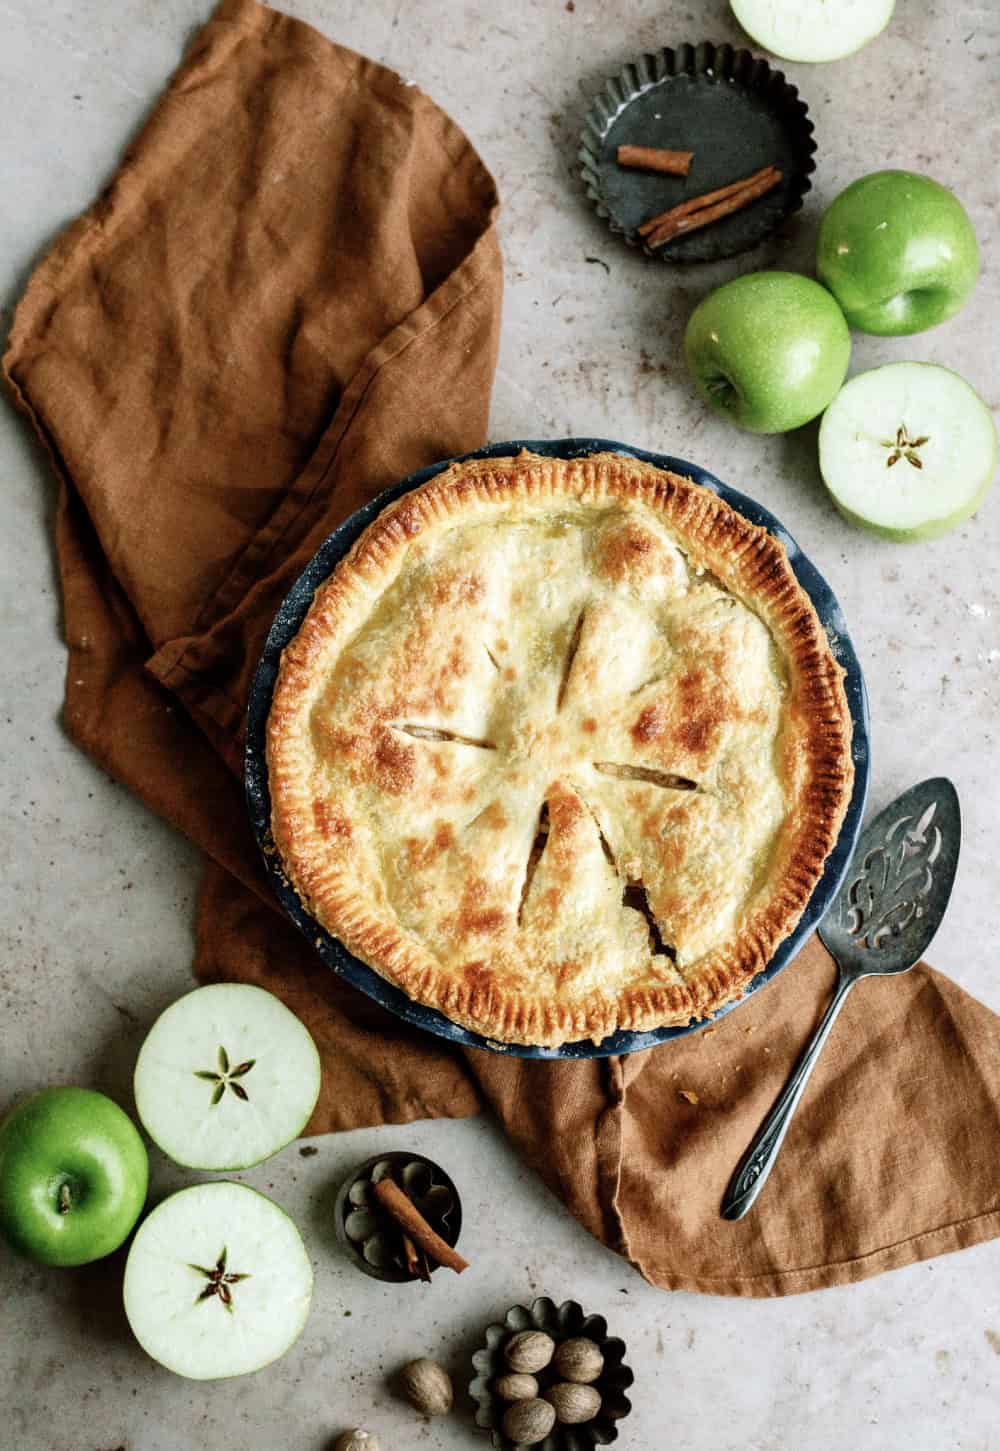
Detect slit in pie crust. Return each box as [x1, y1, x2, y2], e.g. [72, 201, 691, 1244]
[267, 452, 854, 1047]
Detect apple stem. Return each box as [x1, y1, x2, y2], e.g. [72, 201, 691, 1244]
[58, 1182, 72, 1214]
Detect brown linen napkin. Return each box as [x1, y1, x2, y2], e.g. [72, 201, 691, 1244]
[6, 0, 1000, 1298]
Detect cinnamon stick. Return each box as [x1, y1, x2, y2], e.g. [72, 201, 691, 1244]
[638, 164, 780, 241]
[402, 1233, 419, 1276]
[617, 144, 693, 177]
[402, 1233, 431, 1282]
[373, 1177, 469, 1274]
[638, 163, 778, 235]
[648, 167, 783, 246]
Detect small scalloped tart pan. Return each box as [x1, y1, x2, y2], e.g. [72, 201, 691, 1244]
[470, 1296, 634, 1449]
[579, 40, 816, 262]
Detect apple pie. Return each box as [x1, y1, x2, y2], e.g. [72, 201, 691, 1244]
[267, 451, 853, 1047]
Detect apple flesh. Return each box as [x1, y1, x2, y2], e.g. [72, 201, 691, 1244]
[818, 363, 997, 540]
[817, 171, 979, 336]
[0, 1087, 148, 1266]
[123, 1181, 313, 1379]
[684, 271, 851, 434]
[134, 983, 321, 1172]
[730, 0, 895, 63]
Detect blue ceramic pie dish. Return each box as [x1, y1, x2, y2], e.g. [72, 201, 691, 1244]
[244, 438, 870, 1060]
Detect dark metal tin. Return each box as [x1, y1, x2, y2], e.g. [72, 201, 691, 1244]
[334, 1150, 462, 1284]
[470, 1296, 634, 1449]
[244, 437, 870, 1061]
[579, 41, 816, 262]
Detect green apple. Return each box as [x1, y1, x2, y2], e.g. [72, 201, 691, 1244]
[0, 1087, 148, 1266]
[123, 1181, 313, 1379]
[134, 983, 321, 1171]
[684, 271, 851, 434]
[818, 363, 997, 540]
[817, 171, 979, 335]
[731, 0, 895, 63]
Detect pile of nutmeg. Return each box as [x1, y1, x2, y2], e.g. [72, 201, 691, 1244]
[332, 1327, 617, 1449]
[494, 1328, 605, 1445]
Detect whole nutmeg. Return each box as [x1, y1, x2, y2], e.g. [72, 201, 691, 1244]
[494, 1371, 540, 1401]
[400, 1358, 453, 1416]
[553, 1335, 604, 1384]
[333, 1433, 380, 1451]
[544, 1381, 602, 1425]
[500, 1397, 557, 1445]
[504, 1329, 555, 1374]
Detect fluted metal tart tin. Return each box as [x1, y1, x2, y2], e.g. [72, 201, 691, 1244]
[334, 1151, 462, 1284]
[579, 41, 816, 262]
[245, 437, 870, 1060]
[470, 1296, 633, 1449]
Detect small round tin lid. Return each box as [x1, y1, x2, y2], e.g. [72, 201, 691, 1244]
[579, 40, 816, 263]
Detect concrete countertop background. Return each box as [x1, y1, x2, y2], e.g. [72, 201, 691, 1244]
[2, 2, 998, 1448]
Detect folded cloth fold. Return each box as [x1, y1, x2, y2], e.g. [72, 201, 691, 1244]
[6, 0, 999, 1297]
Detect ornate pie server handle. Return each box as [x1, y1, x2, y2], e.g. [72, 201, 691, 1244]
[720, 966, 858, 1221]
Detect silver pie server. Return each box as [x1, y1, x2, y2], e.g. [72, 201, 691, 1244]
[721, 777, 961, 1221]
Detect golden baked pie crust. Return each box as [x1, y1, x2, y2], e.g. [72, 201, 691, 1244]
[267, 452, 853, 1046]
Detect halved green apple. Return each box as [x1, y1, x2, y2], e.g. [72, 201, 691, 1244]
[730, 0, 895, 64]
[123, 1182, 313, 1379]
[134, 983, 321, 1171]
[818, 363, 997, 541]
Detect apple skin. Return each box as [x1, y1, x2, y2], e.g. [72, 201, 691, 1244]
[684, 271, 851, 434]
[828, 489, 994, 543]
[817, 171, 979, 336]
[0, 1088, 148, 1266]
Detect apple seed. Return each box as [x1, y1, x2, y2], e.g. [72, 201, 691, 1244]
[193, 1045, 256, 1107]
[881, 425, 929, 470]
[189, 1246, 251, 1314]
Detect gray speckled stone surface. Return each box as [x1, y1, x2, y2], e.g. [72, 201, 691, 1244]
[2, 3, 999, 1449]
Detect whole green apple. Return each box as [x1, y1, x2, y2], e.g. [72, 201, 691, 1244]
[0, 1087, 148, 1266]
[817, 170, 979, 335]
[684, 271, 851, 434]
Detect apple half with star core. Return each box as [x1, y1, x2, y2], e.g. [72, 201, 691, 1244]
[123, 1181, 313, 1379]
[134, 983, 321, 1171]
[0, 1087, 148, 1266]
[817, 171, 979, 336]
[818, 363, 997, 540]
[730, 0, 896, 63]
[684, 271, 851, 434]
